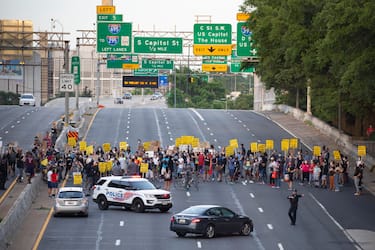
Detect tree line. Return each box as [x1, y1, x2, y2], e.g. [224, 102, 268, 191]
[240, 0, 375, 137]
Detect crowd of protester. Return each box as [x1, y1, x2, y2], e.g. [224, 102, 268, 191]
[0, 130, 366, 197]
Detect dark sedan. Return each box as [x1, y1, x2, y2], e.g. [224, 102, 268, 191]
[170, 205, 253, 238]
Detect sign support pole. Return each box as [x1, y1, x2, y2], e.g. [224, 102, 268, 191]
[75, 38, 80, 110]
[96, 58, 100, 106]
[64, 40, 70, 127]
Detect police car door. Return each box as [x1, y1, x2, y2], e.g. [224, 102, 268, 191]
[106, 180, 125, 204]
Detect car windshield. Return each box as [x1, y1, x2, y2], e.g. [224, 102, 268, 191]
[131, 180, 156, 190]
[22, 95, 33, 99]
[180, 206, 210, 215]
[58, 191, 84, 199]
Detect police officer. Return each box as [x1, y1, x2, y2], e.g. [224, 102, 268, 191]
[287, 189, 303, 225]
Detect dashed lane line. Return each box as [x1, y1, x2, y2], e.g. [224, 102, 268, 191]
[197, 241, 202, 248]
[258, 207, 264, 213]
[278, 243, 284, 250]
[115, 239, 121, 246]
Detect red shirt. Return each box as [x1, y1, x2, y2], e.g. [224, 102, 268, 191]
[51, 172, 58, 183]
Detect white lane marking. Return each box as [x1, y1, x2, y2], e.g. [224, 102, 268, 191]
[210, 133, 213, 136]
[166, 126, 169, 129]
[231, 189, 265, 250]
[258, 207, 264, 213]
[5, 131, 8, 134]
[22, 116, 25, 119]
[127, 126, 129, 129]
[249, 193, 255, 198]
[126, 131, 129, 134]
[207, 127, 210, 130]
[214, 139, 217, 142]
[267, 224, 273, 230]
[115, 239, 121, 246]
[187, 111, 207, 142]
[278, 243, 284, 250]
[153, 109, 164, 147]
[190, 108, 205, 121]
[186, 191, 191, 197]
[203, 122, 207, 126]
[168, 131, 171, 135]
[11, 125, 15, 128]
[218, 146, 222, 149]
[170, 138, 173, 141]
[239, 120, 242, 123]
[309, 193, 362, 250]
[197, 241, 202, 248]
[120, 221, 124, 227]
[257, 139, 261, 142]
[127, 121, 130, 124]
[126, 137, 129, 140]
[17, 121, 20, 123]
[95, 213, 104, 250]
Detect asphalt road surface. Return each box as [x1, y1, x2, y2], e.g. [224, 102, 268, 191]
[37, 98, 374, 250]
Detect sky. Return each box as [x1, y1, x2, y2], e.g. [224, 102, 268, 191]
[0, 0, 244, 48]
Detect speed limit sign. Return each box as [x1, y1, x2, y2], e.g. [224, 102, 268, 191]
[60, 73, 74, 92]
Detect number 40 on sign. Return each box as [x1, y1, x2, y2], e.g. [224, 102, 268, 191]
[60, 74, 75, 92]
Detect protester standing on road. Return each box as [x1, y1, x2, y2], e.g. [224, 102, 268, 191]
[24, 151, 35, 184]
[287, 189, 303, 225]
[353, 162, 363, 196]
[0, 154, 8, 190]
[16, 149, 24, 183]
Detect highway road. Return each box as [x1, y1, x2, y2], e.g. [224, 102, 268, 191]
[36, 97, 375, 250]
[0, 105, 63, 151]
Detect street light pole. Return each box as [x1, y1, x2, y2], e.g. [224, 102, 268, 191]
[64, 40, 70, 127]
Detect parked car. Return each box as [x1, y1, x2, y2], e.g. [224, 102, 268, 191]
[123, 92, 132, 99]
[114, 97, 123, 104]
[19, 93, 36, 106]
[54, 187, 89, 217]
[170, 205, 253, 238]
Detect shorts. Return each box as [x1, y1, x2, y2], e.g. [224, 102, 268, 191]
[47, 181, 53, 188]
[51, 182, 58, 188]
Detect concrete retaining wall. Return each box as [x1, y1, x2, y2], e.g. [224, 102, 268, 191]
[275, 104, 375, 169]
[0, 174, 42, 249]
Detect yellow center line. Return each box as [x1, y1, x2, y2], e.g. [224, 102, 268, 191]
[32, 107, 100, 249]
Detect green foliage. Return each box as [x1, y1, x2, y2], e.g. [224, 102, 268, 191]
[0, 91, 19, 105]
[240, 0, 375, 135]
[166, 73, 253, 110]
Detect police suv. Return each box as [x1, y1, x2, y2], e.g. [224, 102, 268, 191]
[92, 176, 172, 213]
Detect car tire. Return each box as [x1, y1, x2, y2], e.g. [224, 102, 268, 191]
[204, 224, 215, 238]
[133, 199, 145, 213]
[176, 232, 186, 237]
[240, 222, 252, 236]
[97, 195, 109, 210]
[159, 207, 170, 213]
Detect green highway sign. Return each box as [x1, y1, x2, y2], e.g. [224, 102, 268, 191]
[202, 56, 227, 64]
[97, 22, 132, 53]
[97, 14, 123, 22]
[237, 22, 258, 57]
[107, 54, 139, 68]
[194, 24, 232, 44]
[134, 68, 158, 76]
[71, 56, 80, 84]
[142, 58, 174, 69]
[230, 62, 255, 73]
[134, 37, 183, 54]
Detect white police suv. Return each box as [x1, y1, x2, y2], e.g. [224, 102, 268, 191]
[92, 176, 172, 213]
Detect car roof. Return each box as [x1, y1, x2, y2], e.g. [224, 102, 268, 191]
[58, 187, 83, 192]
[100, 175, 148, 182]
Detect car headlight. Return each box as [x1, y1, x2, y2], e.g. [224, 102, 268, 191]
[143, 194, 155, 199]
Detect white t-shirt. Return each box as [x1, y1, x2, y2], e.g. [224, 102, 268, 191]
[47, 170, 53, 182]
